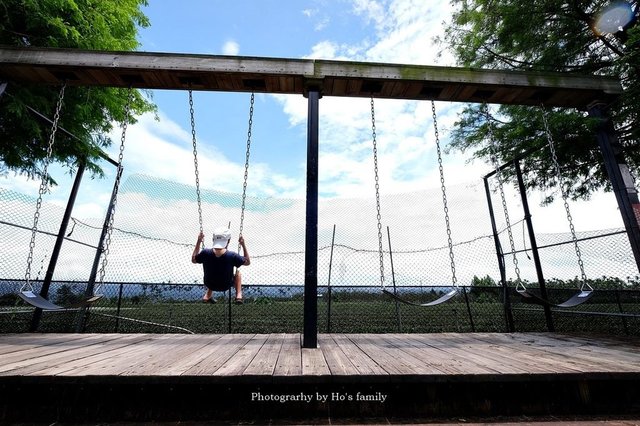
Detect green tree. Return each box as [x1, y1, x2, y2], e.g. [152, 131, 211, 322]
[442, 0, 639, 203]
[0, 0, 155, 182]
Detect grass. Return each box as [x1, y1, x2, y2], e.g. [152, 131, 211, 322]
[3, 296, 638, 336]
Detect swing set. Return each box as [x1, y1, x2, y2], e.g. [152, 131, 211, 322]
[16, 85, 257, 313]
[1, 47, 636, 346]
[366, 96, 595, 308]
[18, 85, 134, 311]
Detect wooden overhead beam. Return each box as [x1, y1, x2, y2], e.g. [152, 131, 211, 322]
[0, 46, 623, 108]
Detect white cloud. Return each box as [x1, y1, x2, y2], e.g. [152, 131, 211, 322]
[222, 40, 240, 55]
[103, 112, 305, 200]
[315, 17, 330, 31]
[302, 8, 317, 18]
[273, 0, 468, 203]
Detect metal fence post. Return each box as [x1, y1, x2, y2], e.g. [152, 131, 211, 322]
[483, 176, 515, 332]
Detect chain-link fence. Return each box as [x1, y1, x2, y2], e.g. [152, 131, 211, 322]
[2, 280, 638, 335]
[1, 174, 639, 335]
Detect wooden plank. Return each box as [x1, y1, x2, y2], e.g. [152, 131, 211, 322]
[373, 334, 450, 375]
[182, 334, 255, 375]
[380, 334, 480, 375]
[502, 333, 640, 372]
[0, 333, 95, 356]
[243, 333, 285, 377]
[553, 332, 640, 351]
[153, 334, 227, 376]
[453, 333, 587, 374]
[0, 333, 638, 380]
[317, 334, 358, 376]
[63, 334, 185, 376]
[396, 334, 501, 375]
[301, 345, 330, 376]
[442, 333, 564, 374]
[380, 334, 466, 375]
[215, 334, 269, 376]
[117, 334, 218, 376]
[513, 333, 640, 372]
[0, 47, 622, 108]
[331, 334, 387, 376]
[0, 334, 121, 372]
[409, 333, 527, 374]
[273, 333, 302, 377]
[1, 334, 155, 376]
[466, 333, 590, 374]
[346, 334, 432, 375]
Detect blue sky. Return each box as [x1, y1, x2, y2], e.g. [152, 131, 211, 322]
[1, 0, 625, 234]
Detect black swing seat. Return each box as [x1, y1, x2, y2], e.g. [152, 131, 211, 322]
[19, 291, 103, 310]
[84, 294, 104, 303]
[66, 294, 104, 308]
[556, 290, 594, 308]
[517, 289, 549, 306]
[517, 288, 594, 308]
[383, 288, 459, 307]
[18, 291, 64, 310]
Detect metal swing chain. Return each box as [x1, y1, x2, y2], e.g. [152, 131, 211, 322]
[189, 89, 204, 246]
[483, 103, 524, 289]
[24, 83, 67, 291]
[431, 101, 458, 286]
[540, 106, 591, 290]
[370, 96, 386, 289]
[96, 88, 134, 292]
[238, 92, 255, 253]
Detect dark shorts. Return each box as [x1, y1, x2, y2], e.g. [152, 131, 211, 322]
[205, 279, 234, 292]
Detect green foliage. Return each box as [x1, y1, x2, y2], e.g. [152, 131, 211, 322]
[0, 0, 155, 182]
[470, 274, 497, 287]
[254, 296, 274, 305]
[442, 0, 640, 202]
[53, 283, 84, 305]
[0, 293, 19, 306]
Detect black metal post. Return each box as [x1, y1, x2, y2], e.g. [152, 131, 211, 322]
[227, 288, 232, 333]
[326, 224, 336, 333]
[386, 226, 402, 332]
[30, 160, 86, 332]
[462, 287, 475, 332]
[614, 289, 629, 335]
[588, 103, 640, 274]
[115, 283, 124, 332]
[514, 159, 555, 332]
[483, 176, 515, 332]
[74, 165, 123, 332]
[303, 88, 320, 348]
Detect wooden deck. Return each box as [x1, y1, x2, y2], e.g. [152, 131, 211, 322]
[1, 332, 639, 423]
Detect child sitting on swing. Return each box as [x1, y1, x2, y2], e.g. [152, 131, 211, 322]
[191, 228, 250, 304]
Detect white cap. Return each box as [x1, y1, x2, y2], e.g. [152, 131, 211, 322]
[212, 228, 231, 249]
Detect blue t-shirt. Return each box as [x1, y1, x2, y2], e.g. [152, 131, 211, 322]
[195, 249, 246, 291]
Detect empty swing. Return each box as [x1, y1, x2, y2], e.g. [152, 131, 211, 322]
[18, 84, 68, 310]
[19, 86, 133, 310]
[486, 103, 593, 308]
[371, 98, 459, 306]
[539, 106, 594, 307]
[85, 88, 135, 305]
[484, 102, 531, 306]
